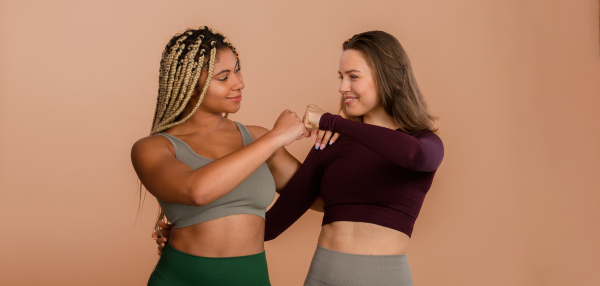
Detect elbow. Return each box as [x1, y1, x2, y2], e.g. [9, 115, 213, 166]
[264, 230, 279, 242]
[407, 154, 442, 172]
[401, 135, 444, 172]
[189, 187, 206, 206]
[189, 182, 214, 206]
[187, 172, 220, 206]
[404, 149, 442, 172]
[411, 163, 438, 173]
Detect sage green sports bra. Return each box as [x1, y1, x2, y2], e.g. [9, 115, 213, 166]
[157, 122, 276, 228]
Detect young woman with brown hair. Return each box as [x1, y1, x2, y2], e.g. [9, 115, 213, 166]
[264, 30, 444, 286]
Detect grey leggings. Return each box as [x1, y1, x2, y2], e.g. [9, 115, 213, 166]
[304, 245, 414, 286]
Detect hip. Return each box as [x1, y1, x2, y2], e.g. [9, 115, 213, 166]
[304, 245, 413, 286]
[148, 242, 271, 286]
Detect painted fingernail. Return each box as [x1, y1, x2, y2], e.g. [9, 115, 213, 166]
[315, 143, 320, 149]
[320, 145, 324, 150]
[329, 141, 334, 145]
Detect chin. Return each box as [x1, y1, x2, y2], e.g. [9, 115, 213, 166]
[226, 105, 241, 114]
[346, 107, 365, 117]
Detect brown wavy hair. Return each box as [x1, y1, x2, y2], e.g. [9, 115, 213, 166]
[340, 31, 437, 134]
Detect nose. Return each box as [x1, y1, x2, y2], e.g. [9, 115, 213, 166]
[339, 77, 351, 94]
[233, 71, 245, 91]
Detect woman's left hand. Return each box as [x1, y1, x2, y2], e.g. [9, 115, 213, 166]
[302, 104, 338, 150]
[302, 104, 326, 132]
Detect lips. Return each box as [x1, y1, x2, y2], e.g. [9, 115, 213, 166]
[343, 96, 358, 104]
[227, 95, 242, 103]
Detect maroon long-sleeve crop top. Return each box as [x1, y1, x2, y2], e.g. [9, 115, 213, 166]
[265, 113, 444, 240]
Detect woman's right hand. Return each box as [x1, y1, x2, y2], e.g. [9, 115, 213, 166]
[269, 110, 308, 146]
[152, 221, 173, 255]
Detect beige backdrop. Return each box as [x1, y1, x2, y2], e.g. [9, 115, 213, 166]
[1, 0, 599, 285]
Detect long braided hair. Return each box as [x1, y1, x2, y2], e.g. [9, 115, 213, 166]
[151, 26, 240, 134]
[142, 26, 240, 238]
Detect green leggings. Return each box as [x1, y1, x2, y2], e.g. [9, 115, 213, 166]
[148, 243, 271, 286]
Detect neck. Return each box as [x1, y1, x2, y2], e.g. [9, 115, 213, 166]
[362, 105, 399, 130]
[168, 99, 227, 135]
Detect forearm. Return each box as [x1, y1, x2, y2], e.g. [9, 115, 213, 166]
[265, 147, 323, 240]
[188, 132, 283, 206]
[267, 148, 325, 212]
[319, 113, 443, 171]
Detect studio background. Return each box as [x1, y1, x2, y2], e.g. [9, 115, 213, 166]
[1, 0, 599, 285]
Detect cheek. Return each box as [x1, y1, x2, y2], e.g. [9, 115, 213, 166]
[199, 82, 226, 107]
[355, 81, 379, 106]
[206, 82, 229, 98]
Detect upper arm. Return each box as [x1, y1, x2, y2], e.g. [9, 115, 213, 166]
[130, 136, 197, 205]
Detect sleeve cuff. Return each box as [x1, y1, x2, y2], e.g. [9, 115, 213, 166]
[319, 112, 337, 131]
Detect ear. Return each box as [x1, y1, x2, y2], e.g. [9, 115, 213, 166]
[191, 82, 201, 97]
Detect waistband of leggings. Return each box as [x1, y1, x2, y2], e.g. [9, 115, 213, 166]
[316, 244, 407, 258]
[164, 242, 266, 261]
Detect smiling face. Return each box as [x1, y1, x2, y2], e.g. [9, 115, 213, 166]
[338, 49, 381, 117]
[195, 48, 244, 115]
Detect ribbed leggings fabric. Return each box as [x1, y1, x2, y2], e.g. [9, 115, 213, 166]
[304, 245, 413, 286]
[147, 242, 271, 286]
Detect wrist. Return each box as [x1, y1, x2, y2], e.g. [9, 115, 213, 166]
[315, 113, 324, 128]
[262, 129, 286, 149]
[318, 112, 332, 130]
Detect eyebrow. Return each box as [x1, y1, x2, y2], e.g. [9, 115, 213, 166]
[338, 69, 362, 74]
[214, 69, 230, 77]
[213, 61, 240, 77]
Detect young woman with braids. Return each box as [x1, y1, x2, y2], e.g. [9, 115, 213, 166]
[154, 30, 443, 285]
[132, 26, 337, 286]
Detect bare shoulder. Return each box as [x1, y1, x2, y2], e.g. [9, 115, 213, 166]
[244, 125, 270, 140]
[131, 134, 175, 162]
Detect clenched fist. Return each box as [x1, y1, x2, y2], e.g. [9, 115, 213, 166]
[271, 110, 308, 146]
[302, 104, 327, 131]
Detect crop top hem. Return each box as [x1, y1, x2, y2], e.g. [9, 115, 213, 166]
[322, 204, 416, 237]
[170, 207, 266, 229]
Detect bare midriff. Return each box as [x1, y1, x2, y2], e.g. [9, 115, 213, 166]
[169, 214, 265, 257]
[318, 221, 410, 255]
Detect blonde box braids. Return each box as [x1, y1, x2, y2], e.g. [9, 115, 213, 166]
[150, 27, 240, 134]
[142, 27, 240, 239]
